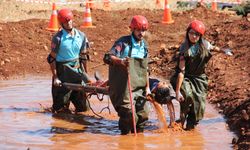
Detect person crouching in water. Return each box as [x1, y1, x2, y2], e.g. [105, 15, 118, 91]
[148, 78, 176, 128]
[170, 20, 222, 130]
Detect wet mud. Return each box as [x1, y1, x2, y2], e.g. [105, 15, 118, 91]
[0, 77, 235, 149]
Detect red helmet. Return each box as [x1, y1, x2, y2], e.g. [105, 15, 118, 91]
[129, 15, 149, 30]
[188, 20, 205, 35]
[58, 8, 73, 24]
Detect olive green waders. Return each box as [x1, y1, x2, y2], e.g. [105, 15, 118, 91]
[171, 45, 211, 128]
[52, 60, 90, 112]
[171, 74, 208, 126]
[109, 58, 150, 134]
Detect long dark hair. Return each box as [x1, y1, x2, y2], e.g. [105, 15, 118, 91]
[186, 27, 209, 59]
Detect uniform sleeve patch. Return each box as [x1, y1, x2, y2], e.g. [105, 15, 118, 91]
[51, 42, 56, 50]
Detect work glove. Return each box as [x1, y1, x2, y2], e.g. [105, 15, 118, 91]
[223, 48, 233, 56]
[53, 77, 62, 86]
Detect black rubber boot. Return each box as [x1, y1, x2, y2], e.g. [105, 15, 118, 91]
[185, 110, 196, 130]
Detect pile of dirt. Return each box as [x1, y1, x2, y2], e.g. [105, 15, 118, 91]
[206, 19, 250, 149]
[0, 2, 249, 149]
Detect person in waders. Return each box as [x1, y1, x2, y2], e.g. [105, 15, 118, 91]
[103, 15, 151, 135]
[47, 8, 91, 114]
[170, 20, 222, 130]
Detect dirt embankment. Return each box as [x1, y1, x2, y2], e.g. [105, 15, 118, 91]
[0, 1, 249, 149]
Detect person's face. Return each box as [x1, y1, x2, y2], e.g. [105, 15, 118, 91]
[62, 19, 73, 31]
[157, 81, 169, 89]
[133, 29, 146, 41]
[188, 29, 201, 44]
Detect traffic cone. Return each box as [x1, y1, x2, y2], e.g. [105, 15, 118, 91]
[46, 3, 59, 32]
[103, 0, 111, 11]
[211, 0, 217, 11]
[162, 0, 174, 24]
[81, 2, 95, 28]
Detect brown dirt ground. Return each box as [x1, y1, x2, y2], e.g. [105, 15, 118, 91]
[0, 1, 249, 149]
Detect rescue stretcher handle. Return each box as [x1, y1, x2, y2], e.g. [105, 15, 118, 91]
[61, 82, 109, 95]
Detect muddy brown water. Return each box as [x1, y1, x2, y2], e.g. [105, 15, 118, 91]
[0, 76, 235, 150]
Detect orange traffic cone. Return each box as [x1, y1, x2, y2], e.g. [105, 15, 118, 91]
[162, 0, 174, 24]
[81, 2, 95, 28]
[46, 3, 59, 32]
[103, 0, 111, 11]
[211, 0, 217, 11]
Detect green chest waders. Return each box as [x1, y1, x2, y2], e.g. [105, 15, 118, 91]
[171, 47, 210, 123]
[109, 58, 149, 133]
[52, 60, 89, 112]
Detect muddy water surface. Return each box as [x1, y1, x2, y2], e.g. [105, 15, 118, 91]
[0, 77, 235, 150]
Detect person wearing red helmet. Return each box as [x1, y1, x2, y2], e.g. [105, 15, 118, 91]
[170, 20, 221, 130]
[47, 8, 91, 114]
[103, 15, 150, 135]
[57, 8, 74, 25]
